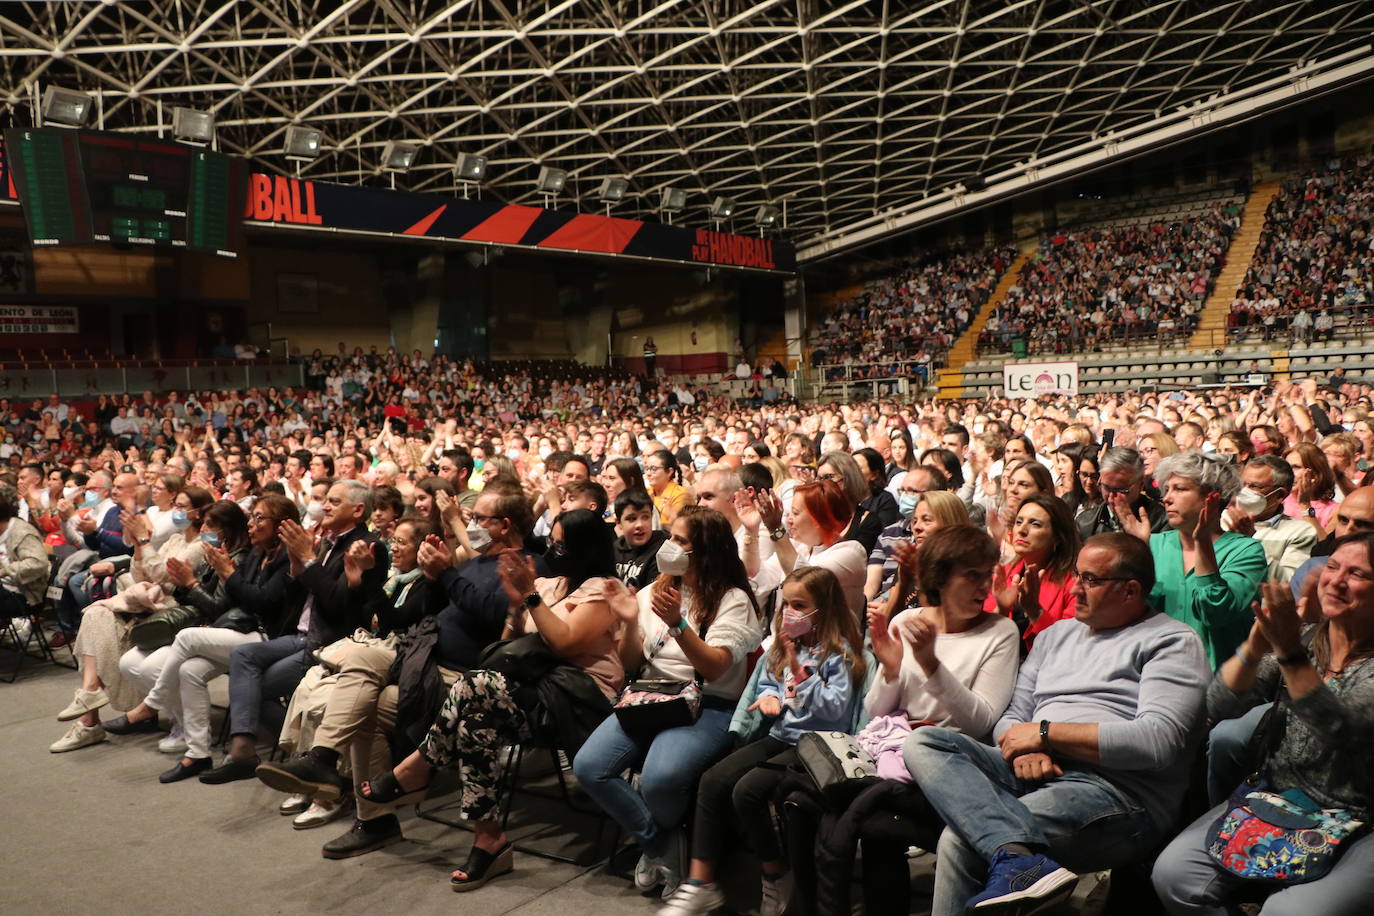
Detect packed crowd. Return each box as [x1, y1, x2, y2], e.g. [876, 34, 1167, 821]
[809, 246, 1017, 381]
[3, 354, 1373, 916]
[1227, 155, 1374, 343]
[979, 201, 1239, 356]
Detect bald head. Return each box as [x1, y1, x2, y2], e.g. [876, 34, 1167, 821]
[1330, 486, 1374, 538]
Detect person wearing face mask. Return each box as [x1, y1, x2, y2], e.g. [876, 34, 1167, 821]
[107, 501, 256, 779]
[50, 486, 215, 753]
[788, 526, 1020, 916]
[355, 509, 630, 890]
[256, 517, 446, 831]
[660, 566, 864, 916]
[1221, 455, 1317, 582]
[575, 507, 763, 898]
[865, 480, 966, 601]
[301, 478, 332, 532]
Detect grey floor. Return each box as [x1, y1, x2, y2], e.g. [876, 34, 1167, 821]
[0, 658, 684, 916]
[7, 646, 1127, 916]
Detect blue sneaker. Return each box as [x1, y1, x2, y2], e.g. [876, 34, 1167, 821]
[965, 848, 1077, 914]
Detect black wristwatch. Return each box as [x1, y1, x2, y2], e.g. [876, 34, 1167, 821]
[521, 592, 542, 611]
[1039, 720, 1052, 752]
[768, 525, 788, 542]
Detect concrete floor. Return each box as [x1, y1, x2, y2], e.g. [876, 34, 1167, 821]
[0, 659, 680, 916]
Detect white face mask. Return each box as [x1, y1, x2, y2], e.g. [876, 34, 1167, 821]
[1233, 487, 1270, 516]
[305, 501, 325, 521]
[465, 521, 493, 553]
[62, 486, 77, 499]
[656, 540, 691, 577]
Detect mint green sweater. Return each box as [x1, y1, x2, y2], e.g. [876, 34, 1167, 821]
[1148, 530, 1267, 670]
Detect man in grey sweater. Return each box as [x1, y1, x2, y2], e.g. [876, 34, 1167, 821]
[904, 533, 1211, 916]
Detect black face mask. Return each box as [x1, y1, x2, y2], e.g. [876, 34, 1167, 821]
[543, 543, 577, 577]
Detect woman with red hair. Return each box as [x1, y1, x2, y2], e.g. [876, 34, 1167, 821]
[744, 480, 868, 620]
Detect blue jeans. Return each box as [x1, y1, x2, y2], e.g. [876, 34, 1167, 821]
[228, 634, 308, 741]
[572, 706, 734, 858]
[1153, 802, 1374, 915]
[57, 570, 97, 636]
[904, 727, 1156, 916]
[1205, 703, 1270, 805]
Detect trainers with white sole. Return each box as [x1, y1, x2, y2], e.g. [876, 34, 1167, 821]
[158, 724, 188, 754]
[50, 721, 107, 753]
[293, 799, 353, 830]
[635, 853, 666, 891]
[57, 688, 109, 722]
[760, 874, 791, 916]
[657, 881, 724, 916]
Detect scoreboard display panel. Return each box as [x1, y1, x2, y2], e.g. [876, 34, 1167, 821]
[3, 127, 248, 257]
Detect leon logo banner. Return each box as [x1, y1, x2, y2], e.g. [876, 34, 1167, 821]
[1003, 360, 1079, 397]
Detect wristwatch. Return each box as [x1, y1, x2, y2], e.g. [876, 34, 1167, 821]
[768, 525, 788, 542]
[1039, 720, 1053, 752]
[521, 592, 542, 611]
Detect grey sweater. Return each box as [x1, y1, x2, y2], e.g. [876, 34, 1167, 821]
[1208, 626, 1374, 816]
[993, 612, 1211, 834]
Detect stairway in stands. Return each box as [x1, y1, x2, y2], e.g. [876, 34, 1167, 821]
[935, 250, 1033, 399]
[1187, 180, 1282, 351]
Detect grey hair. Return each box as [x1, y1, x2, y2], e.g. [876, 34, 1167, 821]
[1099, 447, 1145, 482]
[1246, 454, 1295, 493]
[1154, 451, 1241, 503]
[819, 450, 869, 506]
[700, 467, 742, 495]
[334, 478, 374, 523]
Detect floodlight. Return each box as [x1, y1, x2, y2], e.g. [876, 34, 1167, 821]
[40, 86, 93, 128]
[660, 187, 687, 213]
[754, 204, 780, 228]
[172, 107, 215, 144]
[283, 125, 323, 159]
[381, 141, 418, 172]
[536, 166, 568, 193]
[455, 152, 487, 181]
[709, 196, 735, 219]
[597, 177, 629, 203]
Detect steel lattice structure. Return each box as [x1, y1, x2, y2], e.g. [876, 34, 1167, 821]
[3, 1, 1373, 260]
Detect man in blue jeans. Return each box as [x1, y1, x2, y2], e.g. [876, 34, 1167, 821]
[904, 533, 1211, 915]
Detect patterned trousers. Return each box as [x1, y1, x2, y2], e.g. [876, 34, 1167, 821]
[419, 669, 530, 822]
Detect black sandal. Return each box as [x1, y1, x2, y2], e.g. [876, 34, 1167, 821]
[451, 840, 513, 892]
[358, 768, 429, 804]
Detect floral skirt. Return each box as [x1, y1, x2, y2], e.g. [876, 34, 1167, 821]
[419, 669, 530, 822]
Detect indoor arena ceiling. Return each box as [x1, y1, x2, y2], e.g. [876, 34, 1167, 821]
[3, 1, 1374, 258]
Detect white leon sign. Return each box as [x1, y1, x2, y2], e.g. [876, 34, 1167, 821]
[1003, 360, 1079, 398]
[0, 305, 79, 334]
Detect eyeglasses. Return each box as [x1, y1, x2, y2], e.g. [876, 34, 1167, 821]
[1099, 483, 1131, 496]
[1079, 471, 1100, 480]
[899, 487, 926, 496]
[248, 513, 275, 524]
[1075, 571, 1134, 588]
[471, 512, 506, 524]
[644, 464, 666, 472]
[818, 472, 843, 483]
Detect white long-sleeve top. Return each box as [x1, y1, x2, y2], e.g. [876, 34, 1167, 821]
[865, 609, 1020, 741]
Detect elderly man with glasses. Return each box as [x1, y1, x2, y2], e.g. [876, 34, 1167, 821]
[904, 532, 1211, 916]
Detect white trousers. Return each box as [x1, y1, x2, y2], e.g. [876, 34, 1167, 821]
[133, 627, 264, 760]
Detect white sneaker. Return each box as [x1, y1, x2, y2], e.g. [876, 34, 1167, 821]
[635, 853, 666, 891]
[50, 721, 107, 753]
[293, 799, 352, 830]
[657, 882, 724, 916]
[279, 793, 311, 815]
[157, 724, 187, 754]
[57, 688, 109, 722]
[760, 874, 791, 916]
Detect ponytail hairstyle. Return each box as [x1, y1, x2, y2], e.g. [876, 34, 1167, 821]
[767, 565, 866, 685]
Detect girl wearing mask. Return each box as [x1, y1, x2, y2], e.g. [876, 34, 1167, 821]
[659, 566, 865, 916]
[50, 487, 214, 754]
[357, 509, 630, 892]
[575, 507, 763, 899]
